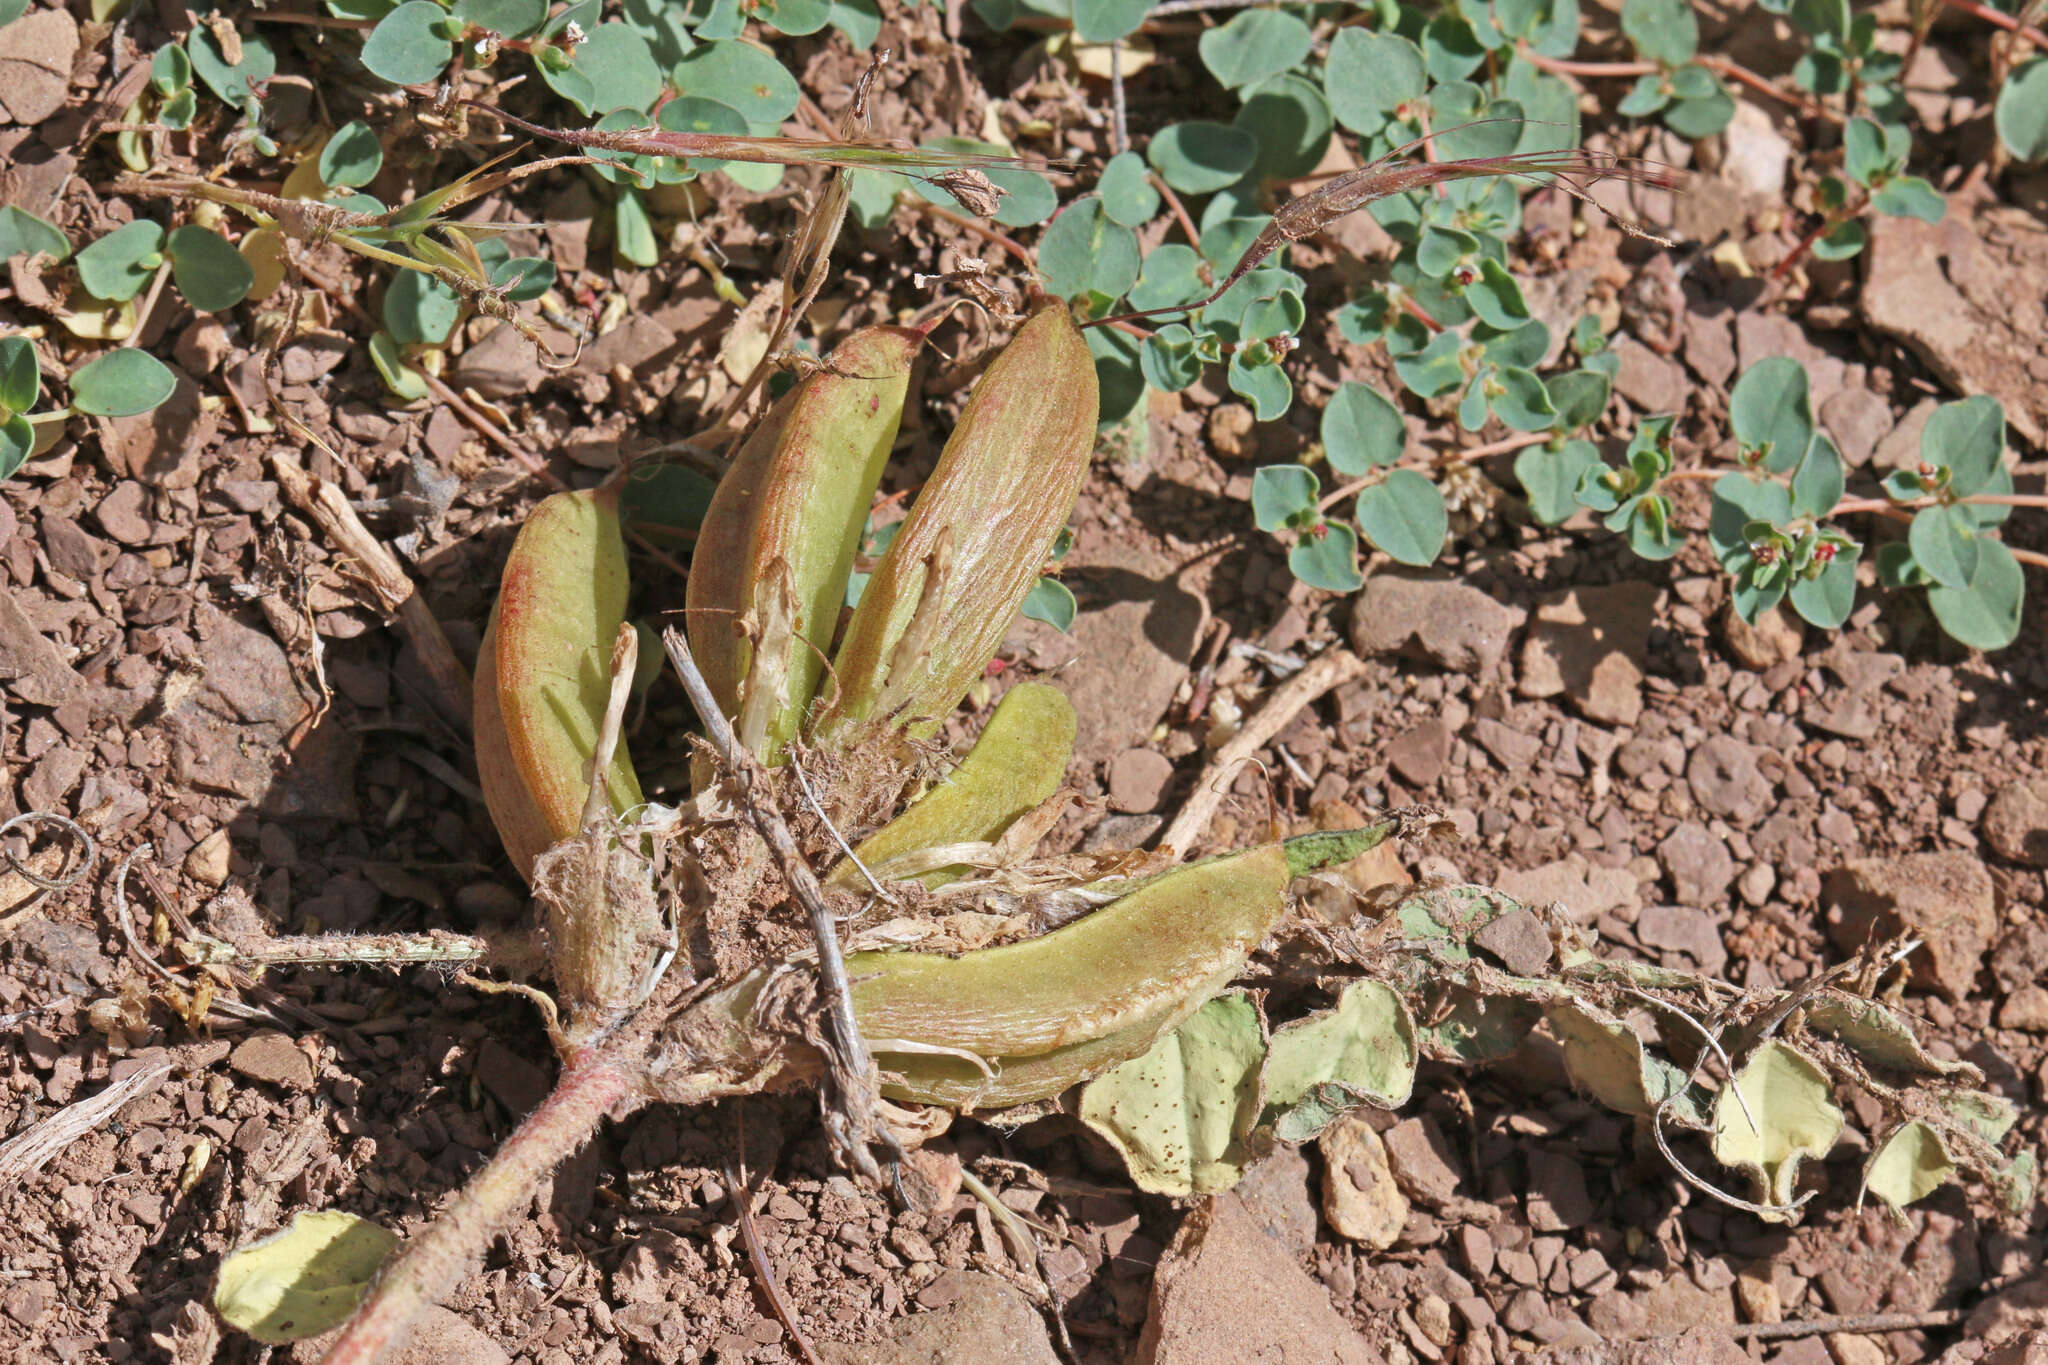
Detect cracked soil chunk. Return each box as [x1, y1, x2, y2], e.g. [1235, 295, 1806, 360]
[1823, 852, 1997, 1002]
[1861, 184, 2048, 445]
[1139, 1193, 1375, 1365]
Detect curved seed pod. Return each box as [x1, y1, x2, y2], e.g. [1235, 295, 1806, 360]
[474, 488, 645, 879]
[812, 305, 1096, 746]
[825, 681, 1075, 891]
[684, 325, 922, 763]
[848, 825, 1395, 1060]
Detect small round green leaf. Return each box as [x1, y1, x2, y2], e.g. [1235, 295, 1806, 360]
[69, 348, 176, 417]
[0, 413, 32, 482]
[1789, 433, 1844, 517]
[151, 43, 192, 95]
[1926, 538, 2023, 650]
[75, 220, 166, 303]
[1229, 349, 1292, 420]
[1810, 218, 1868, 262]
[1922, 394, 2005, 495]
[187, 26, 276, 107]
[1038, 198, 1141, 301]
[1729, 356, 1813, 473]
[672, 40, 802, 124]
[0, 205, 69, 262]
[1790, 551, 1858, 629]
[1517, 439, 1601, 525]
[1072, 0, 1151, 43]
[1098, 152, 1160, 229]
[384, 268, 462, 345]
[1490, 366, 1556, 430]
[0, 335, 38, 416]
[1355, 469, 1447, 567]
[318, 121, 385, 189]
[454, 0, 548, 36]
[1996, 57, 2048, 162]
[755, 0, 832, 34]
[1322, 381, 1406, 477]
[569, 23, 664, 115]
[1020, 576, 1078, 631]
[1233, 74, 1332, 182]
[368, 329, 430, 402]
[361, 2, 453, 87]
[1664, 87, 1736, 138]
[1871, 175, 1944, 223]
[613, 187, 659, 267]
[1148, 122, 1258, 194]
[1545, 370, 1610, 432]
[1252, 464, 1320, 532]
[1288, 522, 1363, 593]
[1909, 504, 1979, 590]
[1198, 10, 1312, 90]
[1325, 29, 1426, 134]
[1622, 0, 1699, 66]
[1423, 13, 1487, 83]
[166, 225, 254, 312]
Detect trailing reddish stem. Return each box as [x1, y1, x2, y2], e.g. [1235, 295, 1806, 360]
[1939, 0, 2048, 53]
[1521, 50, 1840, 124]
[318, 1049, 639, 1365]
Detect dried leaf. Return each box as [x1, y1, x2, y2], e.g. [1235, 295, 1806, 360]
[213, 1210, 399, 1343]
[1078, 993, 1266, 1196]
[1710, 1041, 1843, 1218]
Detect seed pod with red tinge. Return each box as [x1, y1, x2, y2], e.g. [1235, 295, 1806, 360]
[684, 325, 921, 764]
[474, 487, 645, 880]
[811, 304, 1096, 746]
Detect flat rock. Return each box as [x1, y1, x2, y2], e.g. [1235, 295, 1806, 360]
[1109, 748, 1176, 814]
[1495, 855, 1637, 925]
[1471, 907, 1553, 977]
[1524, 1149, 1593, 1231]
[1611, 335, 1689, 413]
[1984, 779, 2048, 866]
[1720, 100, 1792, 195]
[1385, 718, 1451, 787]
[1825, 852, 1997, 1001]
[100, 365, 214, 490]
[1720, 603, 1802, 670]
[1011, 541, 1201, 770]
[389, 1307, 511, 1365]
[1518, 582, 1656, 726]
[1138, 1194, 1376, 1365]
[1862, 184, 2048, 445]
[1998, 985, 2048, 1032]
[1635, 902, 1729, 974]
[229, 1031, 315, 1092]
[1381, 1115, 1462, 1205]
[0, 593, 83, 706]
[1470, 716, 1541, 770]
[1686, 736, 1772, 825]
[1232, 1145, 1318, 1258]
[0, 8, 79, 125]
[1735, 313, 1846, 410]
[825, 1273, 1058, 1365]
[1348, 569, 1525, 677]
[1819, 387, 1894, 467]
[1318, 1116, 1407, 1249]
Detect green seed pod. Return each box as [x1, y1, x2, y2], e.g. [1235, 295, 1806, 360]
[474, 488, 644, 879]
[685, 325, 922, 764]
[812, 305, 1097, 746]
[826, 681, 1075, 891]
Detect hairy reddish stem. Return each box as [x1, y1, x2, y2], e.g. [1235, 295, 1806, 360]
[1939, 0, 2048, 51]
[319, 1049, 639, 1365]
[1522, 51, 1840, 124]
